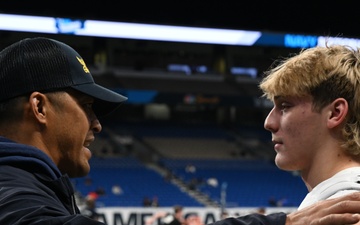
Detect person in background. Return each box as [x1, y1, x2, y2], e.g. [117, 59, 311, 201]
[80, 193, 100, 221]
[185, 213, 204, 225]
[220, 211, 230, 219]
[256, 207, 266, 215]
[162, 205, 186, 225]
[1, 37, 360, 225]
[151, 195, 160, 207]
[260, 44, 360, 211]
[145, 205, 189, 225]
[143, 196, 152, 207]
[145, 211, 168, 225]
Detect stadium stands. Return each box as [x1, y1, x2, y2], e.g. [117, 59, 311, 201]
[160, 158, 307, 207]
[72, 156, 307, 207]
[72, 156, 203, 207]
[71, 119, 308, 208]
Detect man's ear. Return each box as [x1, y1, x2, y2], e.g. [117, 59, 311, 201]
[28, 92, 48, 124]
[327, 98, 348, 129]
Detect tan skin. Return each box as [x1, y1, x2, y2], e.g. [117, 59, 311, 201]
[1, 89, 101, 177]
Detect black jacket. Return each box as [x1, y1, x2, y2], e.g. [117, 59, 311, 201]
[209, 213, 286, 225]
[0, 136, 104, 225]
[0, 136, 286, 225]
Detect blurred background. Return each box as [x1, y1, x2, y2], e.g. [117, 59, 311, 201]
[0, 1, 358, 223]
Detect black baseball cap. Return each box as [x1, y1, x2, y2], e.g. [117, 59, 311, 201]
[0, 37, 127, 116]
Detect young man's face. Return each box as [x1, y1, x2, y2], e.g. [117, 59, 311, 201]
[263, 95, 328, 173]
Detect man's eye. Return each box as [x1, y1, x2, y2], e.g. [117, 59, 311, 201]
[83, 103, 93, 109]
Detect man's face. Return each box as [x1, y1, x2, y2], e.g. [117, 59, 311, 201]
[47, 90, 102, 177]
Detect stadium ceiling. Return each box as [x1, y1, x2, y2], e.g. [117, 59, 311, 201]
[0, 12, 358, 108]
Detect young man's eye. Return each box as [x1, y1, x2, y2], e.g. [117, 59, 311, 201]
[280, 103, 291, 110]
[274, 101, 290, 111]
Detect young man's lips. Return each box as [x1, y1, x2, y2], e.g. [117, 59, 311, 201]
[274, 143, 281, 150]
[272, 139, 282, 150]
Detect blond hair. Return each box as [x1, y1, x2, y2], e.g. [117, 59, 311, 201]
[259, 45, 360, 155]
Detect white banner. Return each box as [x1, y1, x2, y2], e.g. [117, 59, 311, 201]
[96, 207, 297, 225]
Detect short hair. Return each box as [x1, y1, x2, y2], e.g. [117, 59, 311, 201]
[0, 96, 28, 125]
[0, 90, 67, 127]
[173, 205, 183, 213]
[259, 44, 360, 155]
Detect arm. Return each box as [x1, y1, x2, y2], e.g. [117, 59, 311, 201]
[208, 192, 360, 225]
[209, 213, 286, 225]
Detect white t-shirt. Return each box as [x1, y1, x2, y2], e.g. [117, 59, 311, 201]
[298, 167, 360, 210]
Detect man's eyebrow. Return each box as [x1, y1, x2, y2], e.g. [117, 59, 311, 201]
[67, 89, 93, 101]
[77, 95, 94, 103]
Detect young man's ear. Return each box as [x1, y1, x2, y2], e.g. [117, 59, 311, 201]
[327, 98, 348, 129]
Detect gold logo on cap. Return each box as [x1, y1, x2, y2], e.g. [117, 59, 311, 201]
[76, 56, 90, 73]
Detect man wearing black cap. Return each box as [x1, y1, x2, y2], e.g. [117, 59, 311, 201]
[0, 37, 127, 224]
[0, 37, 360, 225]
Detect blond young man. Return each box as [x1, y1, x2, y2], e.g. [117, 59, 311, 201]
[260, 44, 360, 209]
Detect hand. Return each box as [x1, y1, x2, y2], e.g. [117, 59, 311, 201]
[286, 192, 360, 225]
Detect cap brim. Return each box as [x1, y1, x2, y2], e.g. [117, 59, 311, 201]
[72, 83, 127, 117]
